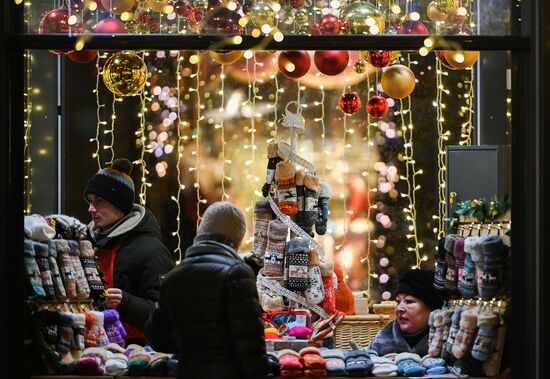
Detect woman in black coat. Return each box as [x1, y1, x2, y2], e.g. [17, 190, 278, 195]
[146, 202, 271, 379]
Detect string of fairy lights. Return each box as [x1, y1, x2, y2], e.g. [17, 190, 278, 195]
[218, 64, 230, 202]
[23, 49, 33, 215]
[136, 53, 150, 205]
[92, 53, 108, 171]
[459, 67, 475, 146]
[172, 51, 184, 263]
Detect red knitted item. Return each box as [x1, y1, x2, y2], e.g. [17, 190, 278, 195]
[280, 369, 303, 377]
[304, 368, 328, 377]
[334, 266, 355, 315]
[279, 353, 303, 371]
[301, 353, 326, 370]
[321, 276, 336, 314]
[84, 312, 97, 347]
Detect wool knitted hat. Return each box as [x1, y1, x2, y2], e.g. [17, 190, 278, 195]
[396, 269, 444, 310]
[196, 201, 247, 248]
[84, 159, 135, 214]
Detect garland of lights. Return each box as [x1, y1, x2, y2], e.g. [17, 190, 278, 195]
[219, 65, 231, 202]
[172, 52, 184, 263]
[459, 67, 475, 146]
[92, 53, 108, 171]
[136, 53, 150, 205]
[24, 49, 32, 214]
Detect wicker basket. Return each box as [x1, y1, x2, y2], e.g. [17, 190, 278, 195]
[372, 301, 397, 321]
[334, 314, 390, 349]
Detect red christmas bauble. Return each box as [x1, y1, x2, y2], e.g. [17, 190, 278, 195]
[318, 14, 340, 35]
[200, 7, 243, 34]
[397, 20, 429, 35]
[366, 96, 389, 118]
[39, 7, 84, 54]
[339, 92, 362, 115]
[278, 50, 311, 79]
[313, 50, 349, 76]
[94, 17, 127, 33]
[67, 50, 98, 63]
[365, 50, 392, 68]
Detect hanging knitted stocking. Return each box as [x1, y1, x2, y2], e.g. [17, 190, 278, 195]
[254, 201, 274, 258]
[315, 182, 331, 235]
[471, 310, 499, 361]
[23, 240, 46, 297]
[293, 170, 305, 232]
[47, 240, 67, 300]
[275, 161, 298, 216]
[55, 239, 78, 299]
[263, 220, 288, 277]
[79, 240, 105, 298]
[304, 249, 325, 305]
[428, 311, 444, 357]
[301, 174, 319, 237]
[451, 309, 478, 359]
[262, 142, 284, 197]
[284, 238, 309, 291]
[34, 241, 55, 298]
[320, 261, 336, 314]
[68, 240, 90, 300]
[433, 237, 447, 294]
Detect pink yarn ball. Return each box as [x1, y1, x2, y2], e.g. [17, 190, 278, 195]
[379, 273, 389, 284]
[382, 291, 392, 300]
[379, 257, 389, 267]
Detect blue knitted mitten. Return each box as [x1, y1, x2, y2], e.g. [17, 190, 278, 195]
[395, 353, 425, 377]
[345, 349, 374, 376]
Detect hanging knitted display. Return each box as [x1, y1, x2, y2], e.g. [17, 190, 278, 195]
[284, 238, 310, 291]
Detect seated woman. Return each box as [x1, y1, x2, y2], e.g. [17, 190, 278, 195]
[368, 269, 443, 356]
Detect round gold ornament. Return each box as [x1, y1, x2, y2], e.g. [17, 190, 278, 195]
[100, 0, 135, 15]
[103, 51, 148, 96]
[380, 64, 416, 99]
[427, 1, 450, 22]
[294, 8, 309, 25]
[341, 1, 385, 35]
[443, 50, 479, 69]
[193, 0, 209, 9]
[147, 0, 169, 13]
[209, 50, 244, 65]
[353, 60, 367, 74]
[249, 1, 276, 27]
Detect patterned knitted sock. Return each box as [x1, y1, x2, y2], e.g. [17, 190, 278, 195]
[84, 312, 98, 348]
[428, 309, 437, 342]
[38, 310, 60, 345]
[480, 235, 507, 300]
[452, 309, 478, 359]
[285, 238, 310, 291]
[263, 220, 288, 277]
[433, 237, 447, 294]
[47, 241, 67, 300]
[34, 241, 55, 298]
[24, 240, 46, 297]
[103, 309, 125, 345]
[428, 311, 444, 357]
[253, 201, 273, 258]
[453, 237, 466, 291]
[262, 142, 283, 197]
[471, 310, 499, 361]
[315, 182, 331, 235]
[79, 240, 104, 298]
[55, 239, 77, 299]
[91, 311, 110, 347]
[57, 312, 75, 354]
[304, 249, 324, 305]
[68, 240, 90, 300]
[301, 174, 319, 237]
[459, 237, 478, 299]
[275, 161, 298, 216]
[470, 236, 486, 296]
[293, 170, 305, 232]
[440, 309, 455, 359]
[444, 235, 459, 296]
[71, 313, 86, 351]
[445, 307, 463, 356]
[320, 261, 336, 314]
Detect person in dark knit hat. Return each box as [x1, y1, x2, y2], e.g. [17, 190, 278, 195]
[145, 201, 271, 379]
[84, 158, 174, 346]
[368, 269, 443, 356]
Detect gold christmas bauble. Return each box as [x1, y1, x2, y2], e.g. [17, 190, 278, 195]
[381, 64, 416, 99]
[353, 60, 367, 74]
[427, 1, 449, 22]
[100, 0, 135, 15]
[341, 1, 385, 35]
[249, 1, 276, 27]
[209, 50, 244, 65]
[147, 0, 169, 13]
[103, 51, 147, 96]
[443, 50, 479, 69]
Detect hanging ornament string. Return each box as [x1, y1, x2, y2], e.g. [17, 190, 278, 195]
[105, 94, 117, 165]
[219, 64, 230, 201]
[258, 273, 330, 319]
[172, 51, 184, 263]
[24, 49, 32, 214]
[190, 53, 203, 228]
[137, 52, 150, 205]
[459, 67, 475, 146]
[93, 52, 107, 171]
[435, 57, 449, 238]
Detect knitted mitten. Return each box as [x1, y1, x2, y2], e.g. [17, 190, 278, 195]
[47, 214, 88, 241]
[315, 182, 331, 235]
[78, 347, 110, 376]
[275, 160, 298, 216]
[444, 234, 459, 296]
[422, 355, 447, 375]
[253, 201, 273, 258]
[84, 312, 98, 348]
[345, 349, 374, 376]
[262, 142, 283, 197]
[23, 240, 46, 297]
[79, 240, 104, 297]
[263, 220, 288, 277]
[284, 238, 310, 291]
[320, 348, 346, 376]
[105, 353, 128, 376]
[278, 349, 303, 372]
[90, 311, 110, 347]
[37, 310, 60, 345]
[428, 310, 444, 357]
[480, 235, 507, 300]
[57, 312, 75, 354]
[301, 174, 319, 237]
[433, 237, 447, 294]
[55, 239, 77, 299]
[470, 236, 486, 295]
[304, 249, 325, 304]
[103, 309, 127, 345]
[68, 240, 90, 300]
[471, 310, 499, 361]
[24, 214, 56, 241]
[128, 347, 152, 376]
[452, 309, 478, 359]
[293, 170, 305, 231]
[445, 307, 463, 356]
[395, 352, 425, 376]
[453, 237, 466, 292]
[320, 261, 336, 314]
[371, 356, 398, 377]
[459, 237, 478, 299]
[428, 309, 437, 342]
[300, 347, 326, 371]
[47, 241, 67, 300]
[440, 309, 455, 359]
[34, 242, 55, 298]
[71, 313, 86, 351]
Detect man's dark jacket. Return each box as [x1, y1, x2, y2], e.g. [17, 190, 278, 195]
[145, 236, 271, 379]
